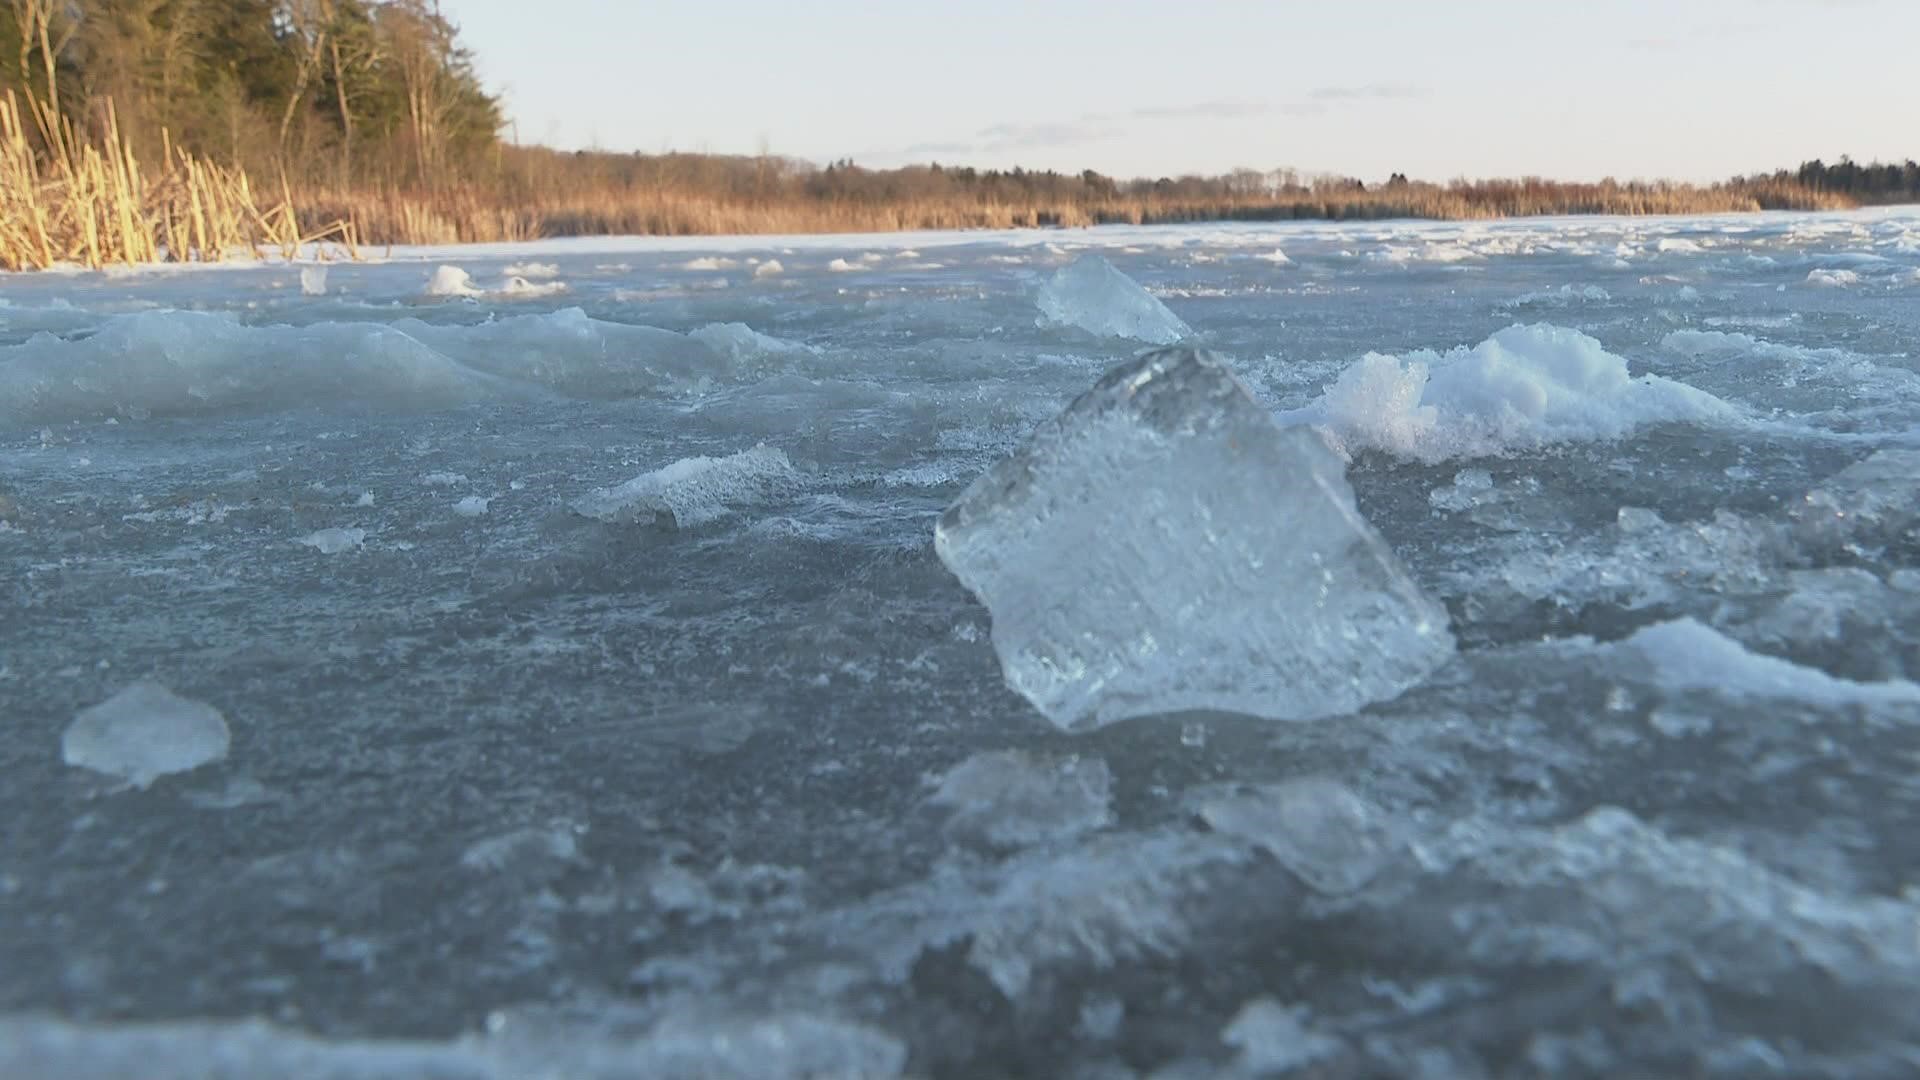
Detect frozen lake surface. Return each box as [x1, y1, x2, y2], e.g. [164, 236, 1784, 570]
[3, 211, 1920, 1078]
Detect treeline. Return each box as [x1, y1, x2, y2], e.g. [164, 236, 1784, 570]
[0, 0, 1913, 265]
[2, 0, 498, 188]
[1760, 157, 1920, 204]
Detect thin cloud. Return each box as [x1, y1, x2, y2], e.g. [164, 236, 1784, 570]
[1306, 83, 1426, 102]
[975, 117, 1127, 152]
[858, 87, 1423, 163]
[1130, 101, 1272, 122]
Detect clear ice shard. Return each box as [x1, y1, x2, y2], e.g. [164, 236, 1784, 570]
[1035, 255, 1192, 344]
[62, 682, 230, 789]
[935, 347, 1453, 731]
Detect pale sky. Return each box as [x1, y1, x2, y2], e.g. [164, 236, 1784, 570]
[443, 0, 1917, 183]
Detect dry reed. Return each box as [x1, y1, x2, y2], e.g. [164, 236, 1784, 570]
[1, 90, 358, 272]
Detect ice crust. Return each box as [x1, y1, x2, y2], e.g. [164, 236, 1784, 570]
[1286, 323, 1739, 462]
[62, 682, 230, 789]
[1035, 255, 1192, 343]
[9, 214, 1920, 1078]
[936, 347, 1453, 730]
[572, 445, 796, 527]
[0, 1012, 907, 1080]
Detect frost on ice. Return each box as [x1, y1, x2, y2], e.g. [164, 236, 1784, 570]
[62, 682, 230, 789]
[572, 445, 796, 528]
[1036, 255, 1191, 344]
[936, 347, 1453, 731]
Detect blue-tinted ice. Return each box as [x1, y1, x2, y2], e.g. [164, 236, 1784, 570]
[4, 212, 1920, 1078]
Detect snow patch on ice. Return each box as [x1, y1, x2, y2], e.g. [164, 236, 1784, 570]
[1285, 324, 1740, 463]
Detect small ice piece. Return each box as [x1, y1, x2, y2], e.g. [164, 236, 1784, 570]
[1221, 998, 1345, 1074]
[420, 471, 468, 487]
[1255, 248, 1291, 264]
[454, 495, 491, 517]
[298, 265, 327, 296]
[63, 682, 230, 789]
[935, 347, 1453, 730]
[928, 751, 1113, 848]
[572, 444, 795, 528]
[425, 265, 483, 297]
[297, 526, 365, 554]
[826, 258, 858, 272]
[1192, 778, 1395, 894]
[1428, 467, 1495, 512]
[1806, 268, 1860, 287]
[1036, 255, 1191, 344]
[753, 259, 784, 278]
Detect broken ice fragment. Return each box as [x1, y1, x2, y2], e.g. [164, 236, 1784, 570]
[928, 751, 1113, 848]
[62, 682, 230, 789]
[1221, 998, 1345, 1074]
[1036, 255, 1191, 344]
[297, 526, 365, 554]
[935, 347, 1453, 731]
[572, 445, 795, 528]
[1192, 778, 1396, 894]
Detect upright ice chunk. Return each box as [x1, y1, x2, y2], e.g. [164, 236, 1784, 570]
[62, 682, 230, 789]
[298, 265, 327, 296]
[1036, 255, 1191, 344]
[936, 347, 1453, 731]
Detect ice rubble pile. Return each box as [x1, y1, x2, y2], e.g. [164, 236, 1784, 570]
[1285, 323, 1739, 462]
[1035, 255, 1192, 344]
[936, 346, 1453, 730]
[572, 445, 798, 528]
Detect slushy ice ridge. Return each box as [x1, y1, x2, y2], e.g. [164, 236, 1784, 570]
[4, 211, 1920, 1078]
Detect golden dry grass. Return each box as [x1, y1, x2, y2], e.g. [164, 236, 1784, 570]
[0, 90, 1861, 270]
[1, 90, 359, 271]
